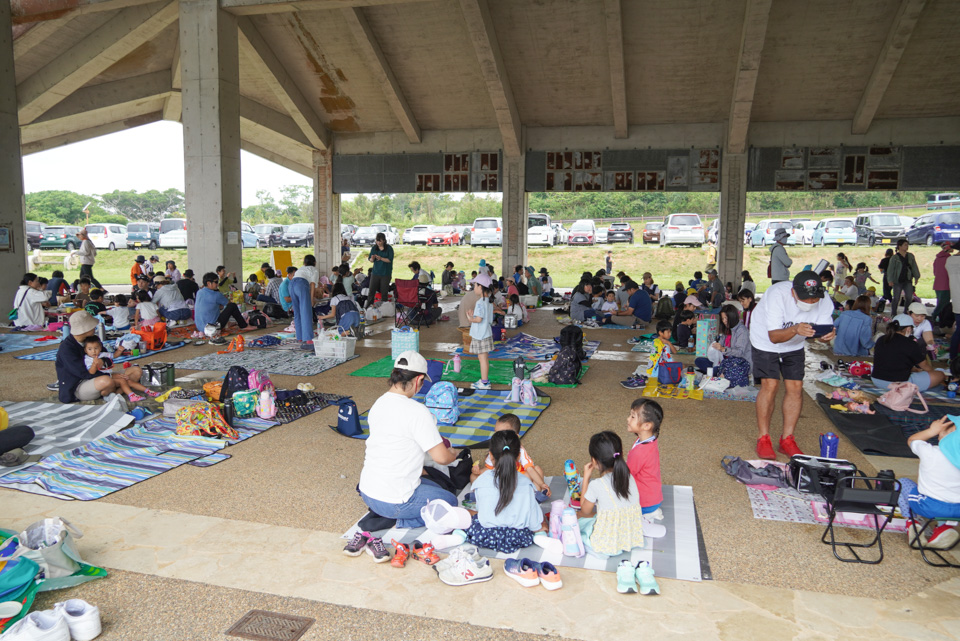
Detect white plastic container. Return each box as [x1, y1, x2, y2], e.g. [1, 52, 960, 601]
[314, 334, 357, 360]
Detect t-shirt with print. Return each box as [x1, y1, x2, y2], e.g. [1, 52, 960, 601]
[583, 473, 641, 513]
[358, 391, 443, 504]
[483, 446, 534, 473]
[748, 281, 833, 354]
[911, 439, 960, 504]
[627, 436, 663, 509]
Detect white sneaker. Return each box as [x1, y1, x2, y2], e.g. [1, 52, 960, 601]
[437, 553, 493, 586]
[0, 611, 70, 641]
[53, 600, 101, 641]
[471, 379, 491, 390]
[433, 544, 482, 573]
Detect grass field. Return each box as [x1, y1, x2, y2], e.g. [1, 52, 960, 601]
[26, 241, 944, 298]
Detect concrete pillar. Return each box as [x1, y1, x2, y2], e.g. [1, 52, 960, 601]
[717, 153, 747, 292]
[179, 0, 242, 278]
[0, 2, 27, 317]
[312, 148, 341, 275]
[501, 154, 527, 276]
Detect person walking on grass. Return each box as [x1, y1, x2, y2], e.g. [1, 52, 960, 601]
[76, 229, 102, 289]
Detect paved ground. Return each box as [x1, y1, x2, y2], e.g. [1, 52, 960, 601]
[2, 295, 959, 640]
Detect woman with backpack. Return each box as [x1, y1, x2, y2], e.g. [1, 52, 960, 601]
[871, 314, 945, 392]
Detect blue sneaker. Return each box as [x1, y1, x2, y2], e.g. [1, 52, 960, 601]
[627, 336, 644, 344]
[620, 376, 646, 389]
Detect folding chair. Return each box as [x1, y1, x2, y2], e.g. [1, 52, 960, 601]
[820, 475, 901, 564]
[907, 511, 960, 568]
[394, 278, 422, 329]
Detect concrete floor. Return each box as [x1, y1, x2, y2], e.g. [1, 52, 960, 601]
[2, 298, 959, 641]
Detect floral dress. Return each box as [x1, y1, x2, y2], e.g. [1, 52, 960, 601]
[581, 475, 645, 556]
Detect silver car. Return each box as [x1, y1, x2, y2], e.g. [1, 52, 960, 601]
[659, 213, 704, 247]
[470, 217, 502, 246]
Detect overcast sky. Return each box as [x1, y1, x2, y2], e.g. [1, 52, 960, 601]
[22, 121, 312, 208]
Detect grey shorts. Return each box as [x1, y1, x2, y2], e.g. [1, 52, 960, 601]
[751, 346, 805, 381]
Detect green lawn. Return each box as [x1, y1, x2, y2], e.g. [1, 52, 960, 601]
[26, 242, 944, 298]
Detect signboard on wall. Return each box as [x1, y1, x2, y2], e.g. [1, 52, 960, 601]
[537, 148, 721, 193]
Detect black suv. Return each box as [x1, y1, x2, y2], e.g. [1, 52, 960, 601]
[607, 222, 634, 243]
[854, 212, 906, 246]
[25, 221, 45, 249]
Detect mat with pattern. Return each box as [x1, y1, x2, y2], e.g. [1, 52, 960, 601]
[0, 333, 61, 353]
[342, 388, 550, 448]
[0, 416, 277, 500]
[342, 477, 703, 582]
[349, 355, 587, 388]
[176, 350, 358, 376]
[554, 315, 641, 329]
[452, 332, 600, 361]
[15, 339, 187, 363]
[745, 484, 908, 532]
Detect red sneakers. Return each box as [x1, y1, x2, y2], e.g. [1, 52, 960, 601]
[927, 524, 960, 550]
[778, 435, 804, 457]
[756, 435, 776, 460]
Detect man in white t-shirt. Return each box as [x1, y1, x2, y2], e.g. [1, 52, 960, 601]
[750, 270, 835, 460]
[358, 351, 458, 527]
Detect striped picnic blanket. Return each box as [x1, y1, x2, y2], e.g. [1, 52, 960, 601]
[452, 332, 600, 361]
[15, 339, 186, 363]
[0, 416, 277, 500]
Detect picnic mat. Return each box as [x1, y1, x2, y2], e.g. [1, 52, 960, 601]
[452, 332, 600, 361]
[814, 393, 914, 458]
[342, 389, 551, 448]
[745, 484, 908, 533]
[176, 350, 358, 376]
[342, 477, 704, 582]
[849, 377, 960, 405]
[15, 339, 187, 364]
[0, 415, 277, 500]
[350, 356, 587, 388]
[0, 333, 61, 353]
[0, 397, 133, 479]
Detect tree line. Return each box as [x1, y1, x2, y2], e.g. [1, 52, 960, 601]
[25, 187, 930, 227]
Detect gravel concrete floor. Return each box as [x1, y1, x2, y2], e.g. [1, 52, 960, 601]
[2, 301, 958, 604]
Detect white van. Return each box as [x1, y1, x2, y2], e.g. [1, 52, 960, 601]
[158, 218, 187, 248]
[927, 193, 960, 210]
[527, 213, 554, 246]
[471, 217, 502, 246]
[85, 223, 127, 251]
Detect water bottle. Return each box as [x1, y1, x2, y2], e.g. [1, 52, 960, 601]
[819, 432, 839, 458]
[685, 366, 696, 390]
[509, 377, 521, 402]
[95, 319, 105, 342]
[61, 323, 70, 341]
[453, 353, 461, 373]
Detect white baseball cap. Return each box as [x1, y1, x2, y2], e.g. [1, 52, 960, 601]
[421, 499, 472, 534]
[907, 302, 928, 316]
[393, 350, 432, 381]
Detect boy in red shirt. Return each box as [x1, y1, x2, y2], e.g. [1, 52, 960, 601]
[626, 399, 666, 535]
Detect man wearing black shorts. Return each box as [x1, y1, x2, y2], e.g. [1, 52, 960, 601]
[749, 270, 835, 460]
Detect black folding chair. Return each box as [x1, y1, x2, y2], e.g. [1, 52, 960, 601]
[908, 515, 960, 568]
[820, 475, 900, 564]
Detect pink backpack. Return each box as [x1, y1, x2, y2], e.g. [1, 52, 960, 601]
[248, 369, 274, 392]
[877, 381, 928, 414]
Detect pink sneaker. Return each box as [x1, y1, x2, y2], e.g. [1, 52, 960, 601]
[128, 393, 145, 402]
[144, 389, 160, 398]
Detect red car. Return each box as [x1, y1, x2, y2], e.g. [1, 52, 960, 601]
[427, 227, 461, 246]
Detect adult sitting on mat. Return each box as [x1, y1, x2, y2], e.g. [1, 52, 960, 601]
[195, 272, 248, 335]
[0, 407, 35, 468]
[832, 294, 875, 356]
[152, 275, 192, 322]
[609, 280, 652, 327]
[54, 310, 143, 403]
[871, 314, 945, 393]
[358, 351, 458, 528]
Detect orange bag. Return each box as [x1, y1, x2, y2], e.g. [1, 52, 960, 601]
[202, 381, 223, 402]
[133, 322, 167, 350]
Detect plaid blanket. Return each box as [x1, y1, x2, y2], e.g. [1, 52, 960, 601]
[344, 388, 550, 448]
[350, 355, 587, 388]
[15, 339, 187, 363]
[176, 350, 358, 376]
[452, 332, 600, 361]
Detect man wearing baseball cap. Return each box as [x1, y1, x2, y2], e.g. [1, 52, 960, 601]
[54, 311, 143, 403]
[749, 270, 835, 460]
[358, 351, 458, 528]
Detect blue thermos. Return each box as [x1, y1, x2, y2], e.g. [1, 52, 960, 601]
[819, 432, 839, 458]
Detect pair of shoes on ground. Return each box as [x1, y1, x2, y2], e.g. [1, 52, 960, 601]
[342, 531, 390, 563]
[617, 560, 660, 595]
[620, 375, 647, 390]
[908, 520, 960, 550]
[756, 434, 803, 460]
[389, 540, 442, 568]
[1, 600, 101, 641]
[504, 557, 562, 590]
[470, 379, 491, 390]
[433, 544, 493, 586]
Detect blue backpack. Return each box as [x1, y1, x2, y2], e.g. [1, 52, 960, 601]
[424, 381, 460, 426]
[335, 400, 362, 436]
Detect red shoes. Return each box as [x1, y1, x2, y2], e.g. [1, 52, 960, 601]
[756, 435, 776, 460]
[778, 435, 804, 457]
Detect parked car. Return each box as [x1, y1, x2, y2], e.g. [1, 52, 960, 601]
[706, 219, 719, 244]
[369, 223, 399, 245]
[457, 226, 472, 245]
[158, 218, 187, 248]
[241, 222, 258, 249]
[743, 223, 756, 245]
[748, 219, 798, 247]
[427, 226, 460, 246]
[40, 225, 83, 251]
[403, 225, 432, 245]
[927, 193, 960, 210]
[470, 217, 503, 247]
[25, 221, 45, 249]
[568, 219, 597, 245]
[281, 223, 314, 247]
[552, 223, 568, 244]
[352, 226, 378, 246]
[126, 222, 159, 250]
[341, 224, 357, 243]
[905, 212, 960, 246]
[642, 221, 662, 244]
[793, 221, 815, 245]
[527, 213, 555, 246]
[596, 227, 609, 244]
[660, 213, 704, 248]
[84, 223, 126, 251]
[253, 224, 284, 247]
[607, 222, 634, 244]
[853, 212, 905, 246]
[811, 218, 857, 246]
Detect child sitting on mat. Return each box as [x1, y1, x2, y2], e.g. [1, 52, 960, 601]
[577, 431, 645, 557]
[83, 336, 157, 402]
[600, 290, 619, 325]
[103, 293, 131, 331]
[626, 399, 667, 537]
[898, 416, 960, 548]
[466, 430, 546, 554]
[134, 290, 159, 329]
[469, 413, 549, 497]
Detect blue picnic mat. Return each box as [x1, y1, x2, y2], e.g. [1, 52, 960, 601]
[343, 389, 550, 448]
[0, 415, 276, 500]
[452, 332, 600, 361]
[0, 333, 62, 353]
[14, 339, 187, 363]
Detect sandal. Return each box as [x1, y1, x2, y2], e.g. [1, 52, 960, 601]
[410, 541, 440, 566]
[391, 540, 409, 568]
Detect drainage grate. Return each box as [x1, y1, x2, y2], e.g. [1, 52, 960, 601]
[225, 610, 315, 641]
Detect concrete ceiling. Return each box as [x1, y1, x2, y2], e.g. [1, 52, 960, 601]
[9, 0, 960, 177]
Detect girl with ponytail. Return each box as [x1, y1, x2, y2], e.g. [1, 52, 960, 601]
[578, 431, 645, 557]
[872, 314, 945, 392]
[466, 430, 545, 554]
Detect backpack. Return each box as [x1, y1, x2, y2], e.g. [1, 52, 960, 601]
[877, 381, 928, 414]
[424, 381, 460, 426]
[335, 400, 362, 436]
[219, 366, 250, 403]
[256, 388, 277, 419]
[248, 369, 273, 392]
[558, 325, 585, 361]
[547, 345, 582, 385]
[520, 379, 537, 406]
[248, 310, 267, 329]
[654, 296, 674, 319]
[262, 303, 287, 319]
[334, 298, 359, 324]
[232, 389, 259, 417]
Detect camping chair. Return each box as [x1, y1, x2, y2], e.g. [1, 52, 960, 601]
[394, 278, 422, 329]
[907, 509, 960, 568]
[820, 475, 901, 564]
